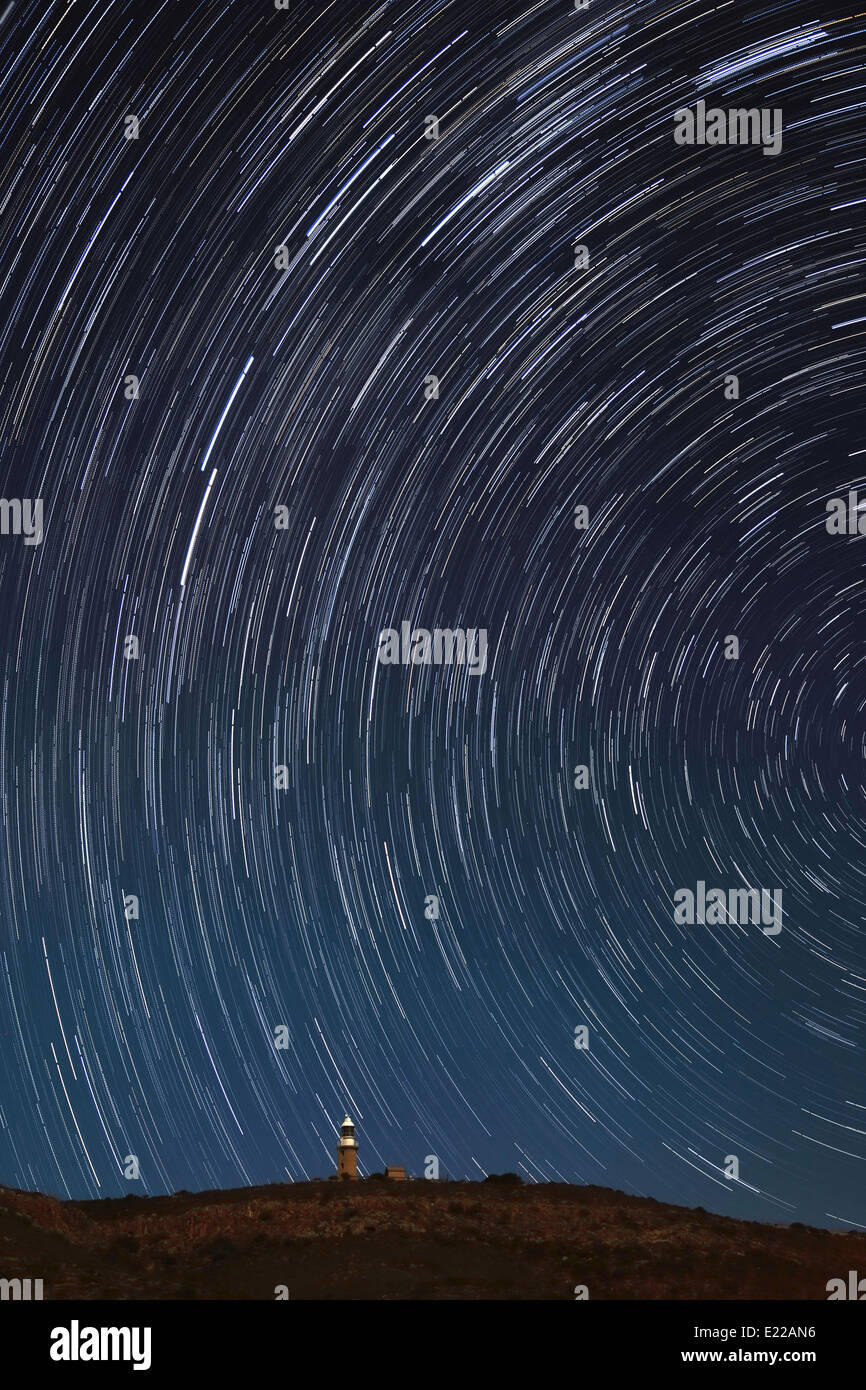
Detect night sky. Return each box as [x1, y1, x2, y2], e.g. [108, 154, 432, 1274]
[0, 0, 864, 1230]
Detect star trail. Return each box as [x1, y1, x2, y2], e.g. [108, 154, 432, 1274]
[0, 0, 864, 1230]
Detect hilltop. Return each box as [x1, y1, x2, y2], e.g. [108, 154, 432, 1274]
[1, 1178, 862, 1299]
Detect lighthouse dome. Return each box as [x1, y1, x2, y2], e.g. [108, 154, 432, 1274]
[339, 1115, 357, 1147]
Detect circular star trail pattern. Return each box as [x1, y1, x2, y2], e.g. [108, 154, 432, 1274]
[0, 0, 864, 1226]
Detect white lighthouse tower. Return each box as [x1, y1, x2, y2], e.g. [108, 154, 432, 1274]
[337, 1114, 358, 1180]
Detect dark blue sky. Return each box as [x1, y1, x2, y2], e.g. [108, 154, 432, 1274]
[0, 0, 863, 1230]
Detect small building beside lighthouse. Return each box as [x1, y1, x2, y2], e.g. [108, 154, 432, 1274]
[336, 1114, 358, 1180]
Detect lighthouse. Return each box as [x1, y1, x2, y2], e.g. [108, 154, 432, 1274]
[337, 1114, 358, 1180]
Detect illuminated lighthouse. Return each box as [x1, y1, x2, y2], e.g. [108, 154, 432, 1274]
[337, 1114, 358, 1180]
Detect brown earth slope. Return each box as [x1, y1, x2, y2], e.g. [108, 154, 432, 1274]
[1, 1179, 862, 1300]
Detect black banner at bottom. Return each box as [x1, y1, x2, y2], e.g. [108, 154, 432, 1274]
[5, 1298, 860, 1376]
